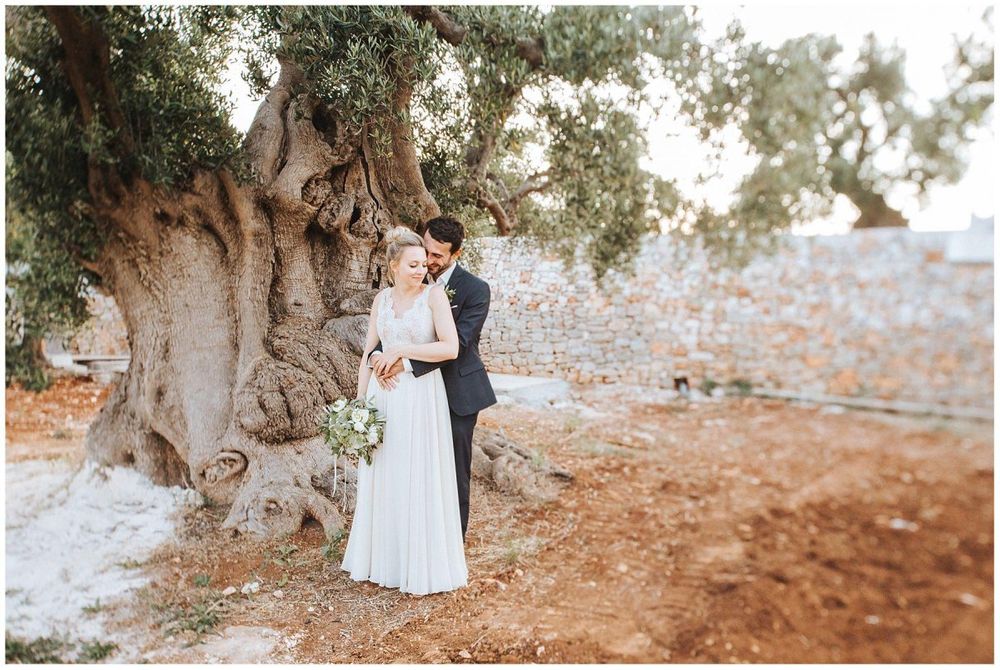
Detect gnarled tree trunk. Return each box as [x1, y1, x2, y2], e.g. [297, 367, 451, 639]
[84, 58, 440, 537]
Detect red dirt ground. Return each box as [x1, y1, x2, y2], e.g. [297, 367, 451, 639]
[5, 378, 994, 662]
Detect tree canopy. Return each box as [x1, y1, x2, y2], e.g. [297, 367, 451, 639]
[679, 8, 994, 244]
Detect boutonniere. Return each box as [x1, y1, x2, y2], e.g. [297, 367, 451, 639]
[445, 286, 456, 303]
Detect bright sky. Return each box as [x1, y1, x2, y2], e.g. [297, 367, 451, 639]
[223, 2, 995, 236]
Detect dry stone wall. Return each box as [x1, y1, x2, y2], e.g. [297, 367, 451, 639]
[473, 228, 993, 410]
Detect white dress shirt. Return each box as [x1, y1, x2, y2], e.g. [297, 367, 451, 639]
[434, 261, 458, 289]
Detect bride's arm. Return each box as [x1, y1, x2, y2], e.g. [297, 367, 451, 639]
[379, 286, 458, 367]
[356, 292, 384, 398]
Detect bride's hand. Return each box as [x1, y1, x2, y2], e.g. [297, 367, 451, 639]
[375, 372, 395, 391]
[377, 375, 395, 391]
[374, 348, 403, 375]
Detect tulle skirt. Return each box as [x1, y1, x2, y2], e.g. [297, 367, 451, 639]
[340, 369, 468, 595]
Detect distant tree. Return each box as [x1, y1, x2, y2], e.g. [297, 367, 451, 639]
[679, 9, 994, 237]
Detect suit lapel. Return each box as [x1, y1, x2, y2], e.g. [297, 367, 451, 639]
[447, 264, 467, 290]
[444, 264, 466, 311]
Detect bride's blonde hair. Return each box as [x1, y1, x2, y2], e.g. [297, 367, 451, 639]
[385, 226, 424, 286]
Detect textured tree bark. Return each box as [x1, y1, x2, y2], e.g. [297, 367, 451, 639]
[81, 59, 571, 539]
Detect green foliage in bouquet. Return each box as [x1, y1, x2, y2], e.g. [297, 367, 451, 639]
[319, 398, 385, 467]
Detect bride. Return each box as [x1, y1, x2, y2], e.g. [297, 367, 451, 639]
[341, 226, 468, 595]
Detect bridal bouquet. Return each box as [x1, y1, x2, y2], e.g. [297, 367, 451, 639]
[320, 397, 385, 470]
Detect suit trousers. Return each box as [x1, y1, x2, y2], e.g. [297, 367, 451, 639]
[450, 410, 479, 541]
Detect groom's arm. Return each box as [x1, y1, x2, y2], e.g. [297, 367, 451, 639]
[410, 282, 491, 379]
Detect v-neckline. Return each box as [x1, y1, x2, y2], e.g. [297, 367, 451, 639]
[388, 286, 428, 320]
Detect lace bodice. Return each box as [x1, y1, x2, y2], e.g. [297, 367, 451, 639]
[377, 286, 436, 350]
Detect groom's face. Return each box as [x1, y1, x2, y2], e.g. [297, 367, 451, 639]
[423, 231, 460, 280]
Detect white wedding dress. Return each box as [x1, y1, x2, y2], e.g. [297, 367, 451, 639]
[341, 285, 468, 595]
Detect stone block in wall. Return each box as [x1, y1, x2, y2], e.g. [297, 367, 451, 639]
[531, 341, 554, 355]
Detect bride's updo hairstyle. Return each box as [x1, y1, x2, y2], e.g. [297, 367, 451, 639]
[385, 226, 425, 286]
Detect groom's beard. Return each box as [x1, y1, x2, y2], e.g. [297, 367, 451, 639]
[429, 260, 453, 282]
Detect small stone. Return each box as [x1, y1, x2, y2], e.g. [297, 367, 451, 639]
[514, 568, 524, 577]
[616, 563, 629, 573]
[888, 518, 919, 532]
[536, 645, 545, 656]
[307, 606, 315, 613]
[957, 592, 986, 608]
[273, 589, 284, 598]
[240, 581, 260, 595]
[171, 556, 181, 563]
[458, 650, 472, 659]
[864, 615, 880, 625]
[221, 586, 237, 597]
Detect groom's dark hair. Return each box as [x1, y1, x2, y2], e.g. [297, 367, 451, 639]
[424, 216, 465, 253]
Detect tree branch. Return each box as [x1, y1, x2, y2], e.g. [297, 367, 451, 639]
[509, 170, 551, 206]
[405, 6, 545, 71]
[406, 5, 548, 235]
[856, 118, 871, 167]
[475, 186, 512, 236]
[516, 36, 545, 69]
[44, 7, 132, 205]
[403, 6, 467, 45]
[44, 7, 132, 153]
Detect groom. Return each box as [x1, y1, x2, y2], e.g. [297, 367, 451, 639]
[369, 216, 497, 542]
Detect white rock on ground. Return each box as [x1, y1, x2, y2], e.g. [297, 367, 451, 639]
[5, 458, 201, 644]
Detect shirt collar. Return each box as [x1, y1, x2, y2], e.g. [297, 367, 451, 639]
[435, 262, 458, 286]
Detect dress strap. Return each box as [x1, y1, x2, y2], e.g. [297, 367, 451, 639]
[417, 284, 433, 305]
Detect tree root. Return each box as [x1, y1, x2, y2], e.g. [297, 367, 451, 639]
[472, 428, 573, 503]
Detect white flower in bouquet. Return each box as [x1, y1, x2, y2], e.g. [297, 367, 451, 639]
[320, 397, 386, 497]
